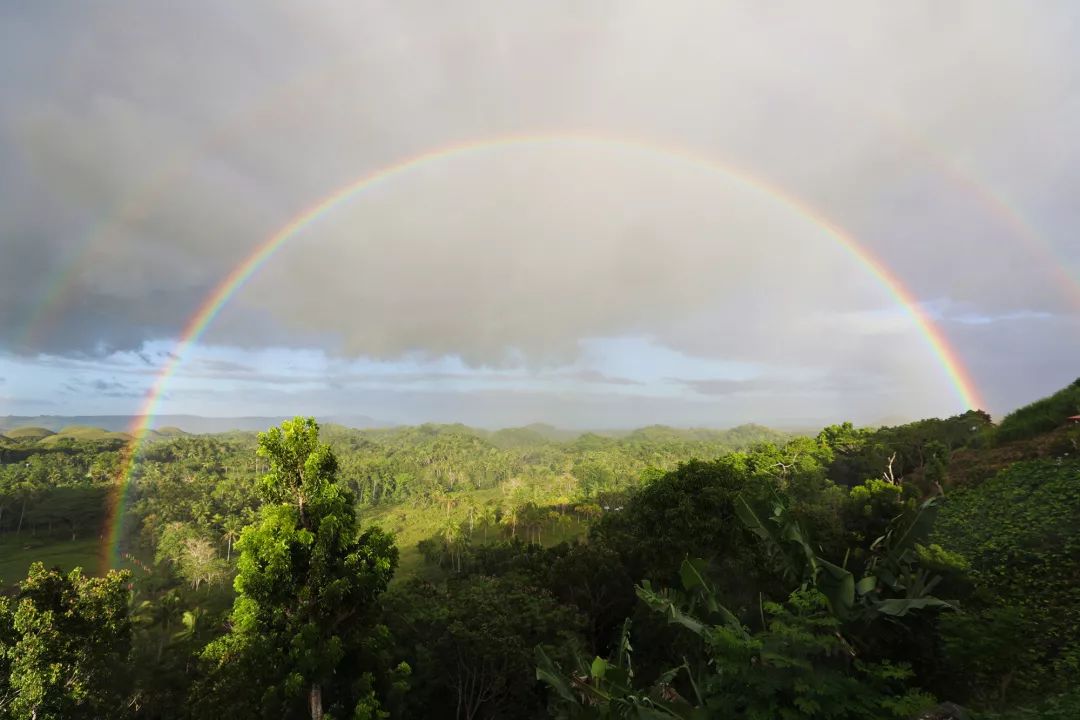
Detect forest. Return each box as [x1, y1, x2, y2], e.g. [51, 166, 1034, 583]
[1, 381, 1079, 719]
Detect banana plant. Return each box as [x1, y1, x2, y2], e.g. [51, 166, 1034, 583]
[536, 618, 700, 719]
[734, 494, 950, 622]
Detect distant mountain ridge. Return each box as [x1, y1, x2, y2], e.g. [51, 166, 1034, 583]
[0, 415, 792, 443]
[0, 414, 388, 435]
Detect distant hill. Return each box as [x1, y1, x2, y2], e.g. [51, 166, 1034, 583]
[36, 426, 133, 445]
[0, 414, 387, 435]
[487, 423, 582, 448]
[3, 426, 56, 439]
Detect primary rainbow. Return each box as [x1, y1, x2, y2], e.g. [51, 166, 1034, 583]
[100, 131, 985, 569]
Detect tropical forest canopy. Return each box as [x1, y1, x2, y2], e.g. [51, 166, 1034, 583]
[0, 380, 1079, 719]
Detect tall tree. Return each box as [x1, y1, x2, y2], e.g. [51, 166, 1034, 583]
[196, 417, 397, 720]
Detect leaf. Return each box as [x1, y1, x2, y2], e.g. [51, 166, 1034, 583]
[873, 597, 952, 616]
[735, 495, 775, 544]
[679, 557, 709, 593]
[816, 558, 855, 616]
[615, 617, 634, 670]
[680, 558, 743, 630]
[636, 584, 705, 636]
[534, 646, 577, 703]
[889, 497, 941, 560]
[855, 576, 877, 596]
[591, 656, 609, 680]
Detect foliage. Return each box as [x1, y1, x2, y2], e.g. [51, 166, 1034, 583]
[0, 563, 132, 720]
[933, 459, 1080, 699]
[7, 382, 1080, 719]
[194, 418, 398, 720]
[384, 574, 583, 720]
[540, 560, 936, 720]
[589, 457, 771, 595]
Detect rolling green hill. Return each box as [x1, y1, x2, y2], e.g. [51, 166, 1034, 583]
[4, 426, 56, 439]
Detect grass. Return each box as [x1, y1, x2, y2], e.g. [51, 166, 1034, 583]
[0, 535, 105, 586]
[37, 426, 131, 445]
[0, 485, 117, 587]
[3, 426, 55, 439]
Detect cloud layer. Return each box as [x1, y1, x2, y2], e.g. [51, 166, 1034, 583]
[2, 2, 1078, 422]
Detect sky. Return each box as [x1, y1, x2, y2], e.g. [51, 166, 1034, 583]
[1, 1, 1078, 429]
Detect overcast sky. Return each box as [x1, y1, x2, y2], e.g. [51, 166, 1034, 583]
[1, 1, 1078, 428]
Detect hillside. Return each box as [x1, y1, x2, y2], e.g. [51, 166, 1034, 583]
[2, 426, 55, 439]
[0, 414, 386, 434]
[994, 377, 1080, 443]
[2, 384, 1079, 718]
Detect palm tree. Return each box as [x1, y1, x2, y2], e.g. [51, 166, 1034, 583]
[219, 515, 244, 562]
[173, 607, 204, 642]
[500, 503, 519, 539]
[133, 590, 184, 661]
[461, 498, 478, 537]
[480, 501, 499, 542]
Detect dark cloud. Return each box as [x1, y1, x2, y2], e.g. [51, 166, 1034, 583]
[1, 1, 1078, 420]
[60, 376, 144, 399]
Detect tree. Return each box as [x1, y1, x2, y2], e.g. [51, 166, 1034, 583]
[384, 575, 583, 720]
[221, 515, 243, 563]
[155, 522, 227, 591]
[2, 563, 132, 720]
[195, 417, 397, 720]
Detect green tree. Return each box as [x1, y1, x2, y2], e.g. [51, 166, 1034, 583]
[195, 417, 397, 720]
[384, 575, 583, 719]
[2, 563, 132, 720]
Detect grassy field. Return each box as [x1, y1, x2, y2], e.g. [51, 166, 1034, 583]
[0, 535, 105, 586]
[0, 485, 115, 587]
[362, 487, 590, 580]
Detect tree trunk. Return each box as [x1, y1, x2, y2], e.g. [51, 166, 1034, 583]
[16, 499, 26, 534]
[309, 683, 323, 720]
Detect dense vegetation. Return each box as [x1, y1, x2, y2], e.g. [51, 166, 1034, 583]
[0, 382, 1078, 718]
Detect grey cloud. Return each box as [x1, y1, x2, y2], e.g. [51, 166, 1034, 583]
[192, 358, 258, 375]
[1, 1, 1078, 420]
[559, 370, 642, 386]
[676, 378, 769, 397]
[674, 370, 887, 398]
[58, 376, 144, 399]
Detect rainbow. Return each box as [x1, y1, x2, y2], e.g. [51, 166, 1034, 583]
[99, 132, 985, 570]
[15, 62, 347, 353]
[881, 119, 1080, 311]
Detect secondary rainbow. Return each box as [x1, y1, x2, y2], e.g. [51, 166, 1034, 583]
[100, 131, 985, 570]
[881, 118, 1080, 311]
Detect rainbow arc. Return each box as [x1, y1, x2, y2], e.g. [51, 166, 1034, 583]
[100, 132, 986, 570]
